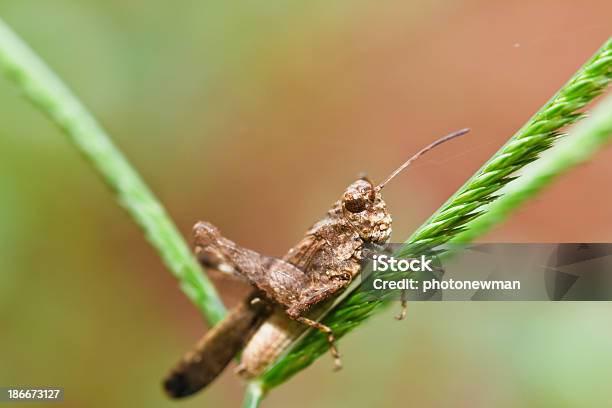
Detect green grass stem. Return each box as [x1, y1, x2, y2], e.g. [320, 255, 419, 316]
[0, 18, 226, 325]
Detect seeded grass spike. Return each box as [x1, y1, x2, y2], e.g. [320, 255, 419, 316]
[452, 90, 612, 244]
[258, 37, 612, 392]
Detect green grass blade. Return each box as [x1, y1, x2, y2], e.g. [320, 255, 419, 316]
[0, 18, 226, 325]
[259, 37, 612, 390]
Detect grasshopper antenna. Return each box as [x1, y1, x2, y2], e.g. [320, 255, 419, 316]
[376, 128, 470, 191]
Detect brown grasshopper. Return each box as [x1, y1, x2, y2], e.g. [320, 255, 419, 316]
[163, 129, 469, 398]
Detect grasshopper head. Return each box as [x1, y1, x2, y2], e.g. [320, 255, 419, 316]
[341, 178, 392, 243]
[340, 128, 469, 244]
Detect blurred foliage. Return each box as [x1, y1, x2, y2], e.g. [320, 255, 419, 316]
[1, 1, 612, 407]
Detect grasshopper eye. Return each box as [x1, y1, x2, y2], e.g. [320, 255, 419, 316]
[344, 196, 366, 213]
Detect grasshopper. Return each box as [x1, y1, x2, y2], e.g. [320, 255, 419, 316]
[163, 129, 469, 398]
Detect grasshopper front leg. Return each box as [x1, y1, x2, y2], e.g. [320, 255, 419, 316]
[285, 273, 352, 371]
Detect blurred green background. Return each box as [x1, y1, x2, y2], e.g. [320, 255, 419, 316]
[1, 1, 611, 407]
